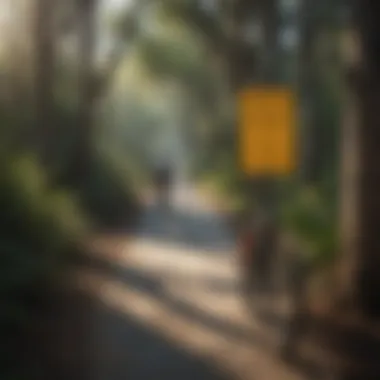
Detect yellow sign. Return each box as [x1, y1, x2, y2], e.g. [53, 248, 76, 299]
[238, 86, 296, 176]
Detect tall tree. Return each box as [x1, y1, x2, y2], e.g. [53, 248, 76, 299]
[34, 0, 57, 163]
[352, 0, 380, 319]
[73, 0, 97, 183]
[336, 0, 380, 319]
[71, 0, 147, 183]
[320, 1, 380, 378]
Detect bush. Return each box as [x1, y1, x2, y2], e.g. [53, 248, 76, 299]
[51, 121, 142, 230]
[0, 152, 88, 378]
[80, 150, 141, 229]
[280, 186, 338, 267]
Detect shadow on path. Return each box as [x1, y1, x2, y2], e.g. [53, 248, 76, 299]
[47, 291, 233, 380]
[93, 303, 233, 380]
[54, 197, 263, 380]
[76, 254, 271, 352]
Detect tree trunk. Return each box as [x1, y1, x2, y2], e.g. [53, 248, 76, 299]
[72, 0, 97, 185]
[335, 52, 361, 311]
[257, 0, 279, 82]
[298, 0, 320, 183]
[335, 0, 380, 321]
[72, 0, 143, 185]
[34, 0, 56, 164]
[319, 2, 380, 379]
[353, 0, 380, 319]
[228, 0, 257, 90]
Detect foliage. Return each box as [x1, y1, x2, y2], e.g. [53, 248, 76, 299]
[160, 0, 225, 49]
[137, 33, 214, 97]
[80, 149, 141, 229]
[0, 1, 145, 377]
[0, 152, 88, 377]
[280, 186, 338, 267]
[38, 99, 142, 230]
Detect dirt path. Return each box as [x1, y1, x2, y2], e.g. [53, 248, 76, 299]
[67, 188, 307, 380]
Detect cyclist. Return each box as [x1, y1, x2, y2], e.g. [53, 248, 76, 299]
[154, 166, 172, 206]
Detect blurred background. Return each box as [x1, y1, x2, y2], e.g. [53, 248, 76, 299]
[1, 0, 379, 379]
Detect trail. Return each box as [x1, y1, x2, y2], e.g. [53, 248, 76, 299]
[65, 185, 305, 380]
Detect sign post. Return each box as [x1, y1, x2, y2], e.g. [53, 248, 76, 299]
[237, 85, 297, 293]
[238, 86, 297, 178]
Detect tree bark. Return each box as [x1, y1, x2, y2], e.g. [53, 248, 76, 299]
[72, 0, 97, 184]
[34, 0, 56, 164]
[335, 0, 380, 320]
[72, 0, 146, 184]
[354, 0, 380, 319]
[298, 0, 320, 183]
[320, 2, 380, 379]
[228, 0, 257, 90]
